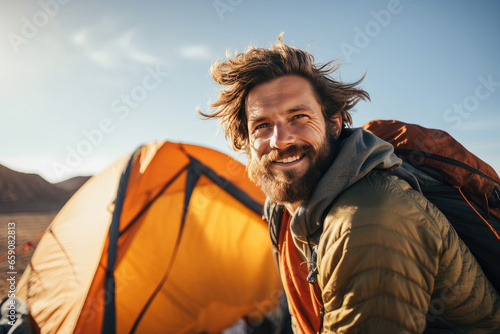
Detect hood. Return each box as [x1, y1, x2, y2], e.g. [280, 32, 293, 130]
[264, 127, 402, 241]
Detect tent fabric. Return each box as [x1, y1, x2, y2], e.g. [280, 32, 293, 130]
[102, 150, 135, 334]
[16, 153, 131, 334]
[17, 142, 282, 334]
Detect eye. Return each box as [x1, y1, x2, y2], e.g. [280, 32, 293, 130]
[291, 114, 307, 121]
[255, 123, 269, 130]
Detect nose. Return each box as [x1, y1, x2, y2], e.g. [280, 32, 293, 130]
[269, 123, 295, 150]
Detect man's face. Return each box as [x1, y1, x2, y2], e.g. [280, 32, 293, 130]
[246, 75, 341, 204]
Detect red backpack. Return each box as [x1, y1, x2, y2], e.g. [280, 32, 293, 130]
[363, 120, 500, 293]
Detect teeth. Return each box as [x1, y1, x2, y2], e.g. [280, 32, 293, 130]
[277, 155, 301, 163]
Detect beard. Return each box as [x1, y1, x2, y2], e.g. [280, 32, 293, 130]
[248, 129, 340, 205]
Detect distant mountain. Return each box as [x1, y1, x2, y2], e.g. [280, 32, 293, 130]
[0, 164, 91, 213]
[54, 176, 90, 192]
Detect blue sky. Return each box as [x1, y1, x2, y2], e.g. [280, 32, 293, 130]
[1, 0, 499, 182]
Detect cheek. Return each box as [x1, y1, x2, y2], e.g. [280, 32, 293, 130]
[299, 125, 326, 149]
[250, 138, 267, 158]
[248, 148, 262, 172]
[247, 149, 264, 183]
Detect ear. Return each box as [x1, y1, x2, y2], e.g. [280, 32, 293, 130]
[330, 113, 343, 139]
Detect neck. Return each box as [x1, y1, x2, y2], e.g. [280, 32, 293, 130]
[284, 201, 301, 216]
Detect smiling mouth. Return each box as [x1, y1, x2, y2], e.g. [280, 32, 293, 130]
[274, 154, 305, 164]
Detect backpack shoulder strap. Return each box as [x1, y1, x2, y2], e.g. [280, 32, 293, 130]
[264, 202, 285, 251]
[389, 165, 423, 194]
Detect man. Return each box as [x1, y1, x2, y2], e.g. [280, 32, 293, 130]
[201, 35, 500, 333]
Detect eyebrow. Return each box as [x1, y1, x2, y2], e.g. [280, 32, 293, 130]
[287, 104, 311, 112]
[247, 103, 313, 126]
[248, 115, 267, 126]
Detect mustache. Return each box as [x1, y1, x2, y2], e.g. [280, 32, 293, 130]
[261, 144, 313, 164]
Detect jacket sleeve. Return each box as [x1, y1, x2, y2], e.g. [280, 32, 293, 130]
[427, 206, 500, 333]
[317, 176, 438, 333]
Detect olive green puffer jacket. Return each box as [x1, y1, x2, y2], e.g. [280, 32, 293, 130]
[316, 169, 500, 333]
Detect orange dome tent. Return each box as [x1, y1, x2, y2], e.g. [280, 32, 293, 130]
[16, 142, 282, 333]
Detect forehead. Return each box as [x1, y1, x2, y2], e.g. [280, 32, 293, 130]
[246, 75, 320, 119]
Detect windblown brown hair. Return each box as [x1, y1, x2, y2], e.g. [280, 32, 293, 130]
[200, 33, 370, 153]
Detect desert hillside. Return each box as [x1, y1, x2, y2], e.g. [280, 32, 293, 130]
[0, 164, 90, 213]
